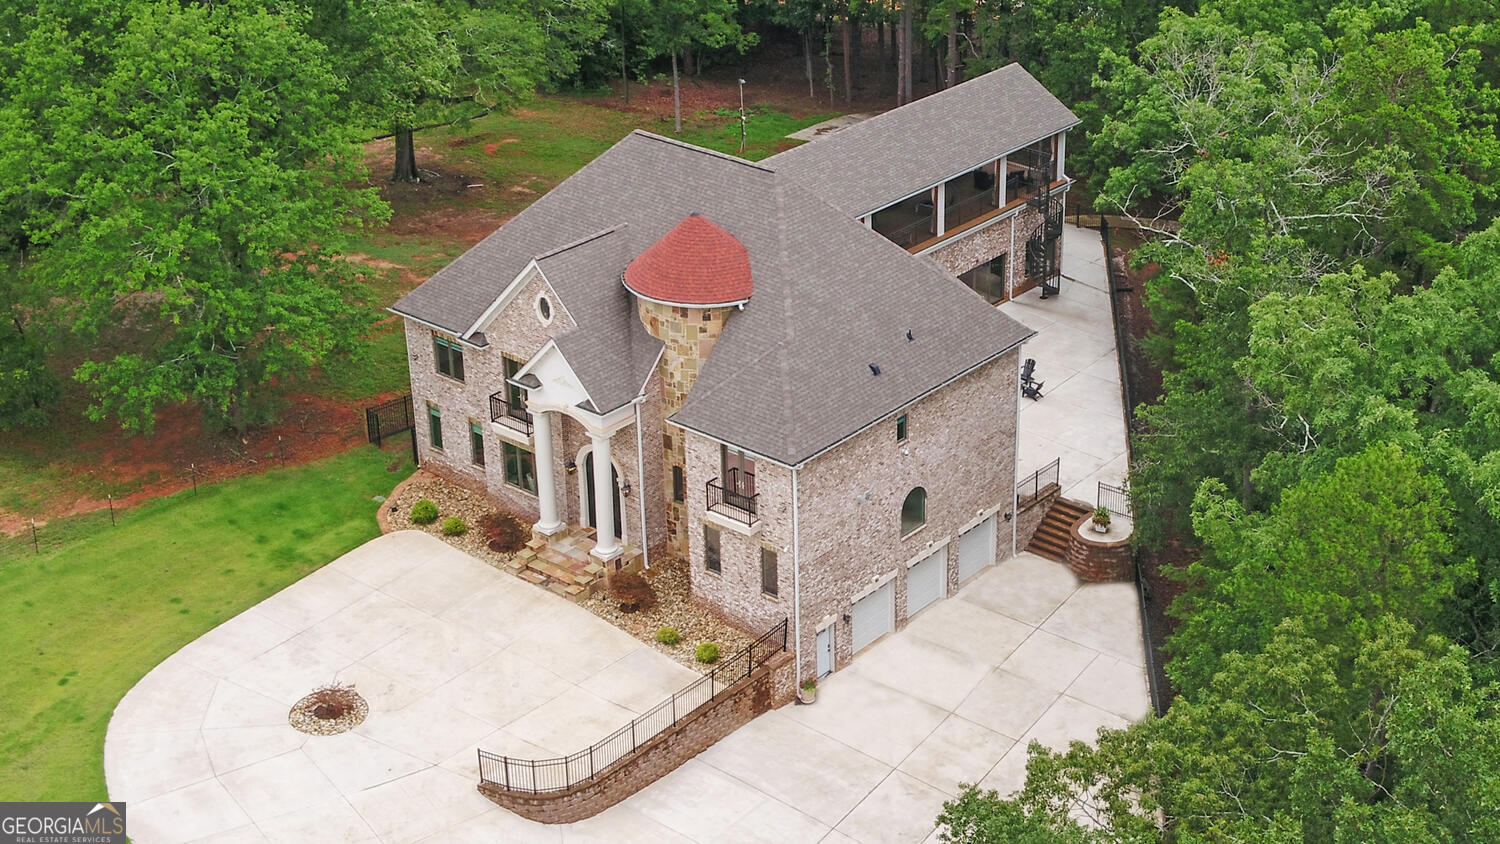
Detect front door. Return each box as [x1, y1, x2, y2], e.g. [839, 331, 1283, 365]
[816, 625, 833, 678]
[584, 452, 622, 539]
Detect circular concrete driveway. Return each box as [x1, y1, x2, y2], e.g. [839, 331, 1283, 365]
[107, 532, 1148, 843]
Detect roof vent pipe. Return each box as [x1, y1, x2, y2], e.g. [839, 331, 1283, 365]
[906, 329, 914, 341]
[869, 363, 881, 376]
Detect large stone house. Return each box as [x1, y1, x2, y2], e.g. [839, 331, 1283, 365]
[391, 63, 1078, 682]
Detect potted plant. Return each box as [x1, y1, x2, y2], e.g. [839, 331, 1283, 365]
[799, 679, 817, 704]
[1092, 506, 1111, 534]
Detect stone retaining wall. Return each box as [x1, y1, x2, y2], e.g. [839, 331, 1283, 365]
[477, 650, 797, 824]
[1065, 514, 1134, 582]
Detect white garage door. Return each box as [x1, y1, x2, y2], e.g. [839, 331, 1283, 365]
[851, 581, 895, 653]
[957, 516, 997, 583]
[906, 546, 947, 617]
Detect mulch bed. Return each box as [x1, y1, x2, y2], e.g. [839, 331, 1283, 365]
[289, 687, 368, 736]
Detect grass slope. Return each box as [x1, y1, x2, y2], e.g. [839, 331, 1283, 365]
[0, 445, 412, 800]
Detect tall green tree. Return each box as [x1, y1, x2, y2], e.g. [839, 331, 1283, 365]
[1169, 443, 1466, 693]
[1, 0, 386, 433]
[532, 0, 613, 90]
[1241, 220, 1500, 657]
[313, 0, 545, 182]
[642, 0, 757, 133]
[0, 271, 59, 431]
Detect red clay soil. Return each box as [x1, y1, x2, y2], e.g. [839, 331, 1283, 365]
[0, 392, 385, 535]
[362, 144, 511, 246]
[602, 31, 940, 120]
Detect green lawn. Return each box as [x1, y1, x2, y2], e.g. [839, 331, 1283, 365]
[679, 104, 839, 161]
[0, 444, 413, 801]
[411, 96, 832, 218]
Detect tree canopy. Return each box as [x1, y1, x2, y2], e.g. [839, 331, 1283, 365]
[932, 0, 1500, 836]
[1, 0, 386, 432]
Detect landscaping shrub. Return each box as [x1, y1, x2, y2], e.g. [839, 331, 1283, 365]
[306, 682, 359, 720]
[696, 642, 720, 664]
[656, 626, 681, 645]
[479, 511, 528, 553]
[409, 498, 439, 525]
[610, 571, 657, 613]
[441, 516, 467, 536]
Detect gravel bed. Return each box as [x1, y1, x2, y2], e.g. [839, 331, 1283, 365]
[385, 472, 519, 570]
[384, 472, 755, 674]
[584, 556, 754, 674]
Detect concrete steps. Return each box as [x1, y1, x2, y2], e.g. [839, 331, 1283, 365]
[1028, 498, 1090, 561]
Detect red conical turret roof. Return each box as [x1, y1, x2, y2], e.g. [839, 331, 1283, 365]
[623, 213, 752, 307]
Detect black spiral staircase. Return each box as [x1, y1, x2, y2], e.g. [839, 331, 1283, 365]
[1023, 152, 1064, 298]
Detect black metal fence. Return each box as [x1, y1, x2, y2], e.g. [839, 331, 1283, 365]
[1097, 481, 1133, 519]
[1015, 458, 1060, 505]
[365, 395, 413, 447]
[1101, 219, 1167, 717]
[478, 618, 788, 794]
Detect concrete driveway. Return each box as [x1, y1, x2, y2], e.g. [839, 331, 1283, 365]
[612, 551, 1149, 843]
[105, 530, 699, 843]
[108, 534, 1145, 843]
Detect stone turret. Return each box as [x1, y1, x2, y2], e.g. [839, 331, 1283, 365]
[624, 213, 753, 553]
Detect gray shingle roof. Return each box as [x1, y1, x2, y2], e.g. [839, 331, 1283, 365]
[670, 176, 1033, 464]
[534, 228, 664, 414]
[393, 92, 1044, 462]
[766, 63, 1080, 216]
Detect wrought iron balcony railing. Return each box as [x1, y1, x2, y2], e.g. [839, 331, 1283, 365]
[489, 390, 533, 435]
[706, 469, 758, 526]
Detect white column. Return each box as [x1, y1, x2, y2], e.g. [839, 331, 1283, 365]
[590, 431, 621, 560]
[998, 155, 1008, 206]
[532, 411, 564, 536]
[934, 183, 946, 235]
[1056, 133, 1067, 181]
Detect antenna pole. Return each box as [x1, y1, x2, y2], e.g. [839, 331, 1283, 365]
[738, 79, 747, 155]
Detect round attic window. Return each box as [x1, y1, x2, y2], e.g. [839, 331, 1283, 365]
[536, 295, 553, 325]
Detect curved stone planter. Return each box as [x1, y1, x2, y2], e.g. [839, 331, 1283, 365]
[1065, 513, 1134, 582]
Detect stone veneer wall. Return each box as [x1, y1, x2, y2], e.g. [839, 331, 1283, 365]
[476, 650, 796, 824]
[638, 298, 731, 557]
[405, 269, 675, 555]
[683, 348, 1022, 680]
[792, 348, 1020, 678]
[925, 190, 1062, 300]
[683, 432, 795, 637]
[406, 319, 542, 521]
[1014, 483, 1061, 551]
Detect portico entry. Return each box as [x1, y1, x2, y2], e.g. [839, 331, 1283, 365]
[583, 451, 623, 540]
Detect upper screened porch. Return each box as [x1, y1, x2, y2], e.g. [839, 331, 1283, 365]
[865, 133, 1068, 253]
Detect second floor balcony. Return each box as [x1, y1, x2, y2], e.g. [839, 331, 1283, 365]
[707, 468, 758, 526]
[489, 390, 533, 436]
[868, 135, 1065, 253]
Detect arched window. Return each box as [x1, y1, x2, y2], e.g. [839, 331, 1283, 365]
[901, 487, 927, 536]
